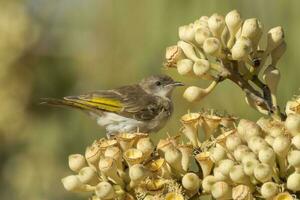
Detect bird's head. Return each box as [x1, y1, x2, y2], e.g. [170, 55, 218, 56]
[139, 75, 184, 98]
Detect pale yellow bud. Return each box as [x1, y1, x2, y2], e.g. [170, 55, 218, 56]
[225, 134, 242, 152]
[231, 36, 252, 60]
[61, 175, 83, 192]
[254, 163, 272, 182]
[287, 172, 300, 192]
[208, 13, 225, 39]
[229, 165, 250, 185]
[179, 24, 195, 42]
[203, 37, 222, 57]
[177, 40, 200, 62]
[195, 26, 212, 46]
[261, 182, 279, 199]
[211, 181, 232, 200]
[78, 166, 99, 186]
[242, 158, 259, 176]
[248, 136, 268, 153]
[218, 159, 234, 177]
[164, 147, 184, 174]
[209, 145, 227, 163]
[95, 182, 115, 199]
[182, 173, 201, 191]
[285, 114, 300, 136]
[193, 59, 210, 77]
[136, 137, 154, 159]
[233, 145, 250, 162]
[177, 59, 194, 76]
[241, 18, 262, 40]
[258, 147, 276, 165]
[202, 175, 216, 193]
[129, 164, 148, 187]
[287, 150, 300, 169]
[266, 26, 284, 53]
[225, 10, 242, 36]
[183, 86, 207, 102]
[68, 154, 87, 172]
[232, 185, 253, 200]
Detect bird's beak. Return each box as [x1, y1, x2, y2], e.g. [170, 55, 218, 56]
[168, 81, 184, 87]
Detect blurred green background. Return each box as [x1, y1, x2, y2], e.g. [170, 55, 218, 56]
[1, 0, 300, 199]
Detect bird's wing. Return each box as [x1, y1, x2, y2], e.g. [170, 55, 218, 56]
[63, 85, 164, 121]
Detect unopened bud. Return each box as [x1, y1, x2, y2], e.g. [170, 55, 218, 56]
[68, 154, 87, 172]
[195, 27, 212, 46]
[208, 13, 225, 39]
[177, 40, 200, 61]
[263, 65, 280, 95]
[177, 59, 194, 76]
[231, 36, 252, 60]
[203, 37, 223, 57]
[271, 41, 286, 66]
[193, 59, 210, 77]
[225, 10, 242, 36]
[266, 26, 284, 53]
[179, 24, 195, 42]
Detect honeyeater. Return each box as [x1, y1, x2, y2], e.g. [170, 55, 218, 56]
[42, 75, 183, 137]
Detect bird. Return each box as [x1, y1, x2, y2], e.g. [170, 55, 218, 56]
[42, 75, 183, 137]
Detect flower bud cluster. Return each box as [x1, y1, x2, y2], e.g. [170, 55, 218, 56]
[165, 10, 286, 119]
[62, 99, 300, 199]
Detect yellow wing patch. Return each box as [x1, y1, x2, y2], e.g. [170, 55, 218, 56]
[68, 97, 123, 112]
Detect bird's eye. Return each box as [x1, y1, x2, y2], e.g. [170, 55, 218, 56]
[155, 81, 162, 86]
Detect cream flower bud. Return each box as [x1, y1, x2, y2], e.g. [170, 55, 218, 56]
[95, 182, 115, 199]
[218, 159, 235, 177]
[248, 136, 268, 153]
[165, 45, 186, 67]
[225, 10, 242, 35]
[237, 119, 262, 141]
[183, 81, 217, 102]
[183, 86, 207, 102]
[229, 165, 251, 185]
[136, 137, 154, 159]
[164, 147, 185, 174]
[179, 24, 195, 42]
[234, 145, 250, 162]
[266, 26, 284, 53]
[78, 166, 99, 186]
[61, 175, 84, 192]
[208, 13, 225, 39]
[203, 37, 223, 57]
[258, 147, 276, 165]
[213, 167, 228, 181]
[177, 40, 200, 62]
[287, 150, 300, 169]
[68, 154, 87, 172]
[193, 59, 210, 77]
[265, 135, 275, 146]
[241, 152, 257, 165]
[261, 182, 279, 199]
[225, 134, 242, 152]
[287, 172, 300, 192]
[241, 18, 262, 49]
[209, 145, 227, 163]
[195, 26, 212, 46]
[254, 163, 272, 182]
[211, 181, 232, 200]
[285, 114, 300, 136]
[202, 175, 216, 193]
[292, 135, 300, 149]
[182, 173, 201, 191]
[129, 164, 148, 187]
[243, 158, 259, 176]
[272, 135, 290, 155]
[231, 36, 252, 60]
[177, 59, 194, 76]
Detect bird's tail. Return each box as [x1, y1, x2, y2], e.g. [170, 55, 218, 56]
[40, 98, 95, 111]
